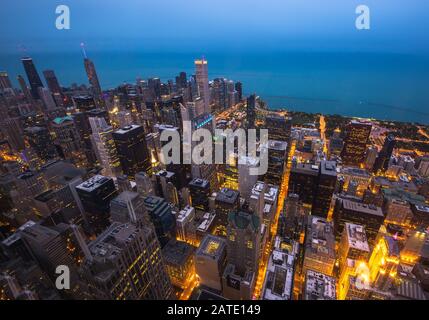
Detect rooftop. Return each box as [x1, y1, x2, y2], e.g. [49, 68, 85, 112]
[76, 175, 112, 192]
[196, 235, 226, 259]
[304, 270, 336, 300]
[215, 188, 240, 204]
[345, 223, 370, 253]
[341, 199, 384, 217]
[262, 249, 294, 300]
[162, 239, 195, 266]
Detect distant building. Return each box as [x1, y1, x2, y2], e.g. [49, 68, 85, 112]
[21, 57, 43, 99]
[195, 58, 210, 114]
[341, 121, 372, 166]
[265, 114, 292, 144]
[373, 134, 395, 173]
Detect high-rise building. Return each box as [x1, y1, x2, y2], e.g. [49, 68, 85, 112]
[189, 178, 211, 213]
[162, 239, 195, 290]
[42, 70, 63, 106]
[368, 235, 400, 291]
[302, 216, 336, 276]
[142, 196, 176, 247]
[176, 205, 196, 244]
[277, 193, 306, 241]
[51, 116, 82, 160]
[265, 140, 288, 186]
[21, 57, 44, 99]
[333, 198, 384, 247]
[1, 118, 25, 152]
[312, 161, 337, 218]
[235, 82, 243, 102]
[24, 127, 57, 162]
[195, 58, 210, 114]
[81, 220, 172, 299]
[214, 188, 240, 236]
[261, 237, 295, 300]
[195, 234, 227, 292]
[373, 134, 396, 173]
[265, 114, 292, 144]
[75, 175, 118, 235]
[341, 121, 372, 166]
[238, 156, 260, 200]
[37, 87, 56, 111]
[226, 211, 261, 274]
[89, 117, 122, 177]
[338, 223, 370, 274]
[0, 71, 13, 90]
[17, 74, 34, 104]
[246, 94, 256, 130]
[112, 125, 151, 177]
[81, 44, 102, 98]
[109, 191, 146, 224]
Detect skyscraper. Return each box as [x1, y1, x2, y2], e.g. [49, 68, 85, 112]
[75, 175, 118, 235]
[265, 114, 292, 144]
[24, 126, 57, 162]
[81, 44, 102, 98]
[21, 57, 44, 100]
[43, 70, 62, 95]
[112, 125, 151, 177]
[226, 210, 261, 274]
[373, 134, 395, 173]
[341, 121, 372, 166]
[0, 71, 12, 91]
[246, 94, 256, 130]
[81, 220, 172, 300]
[195, 58, 210, 114]
[89, 117, 122, 177]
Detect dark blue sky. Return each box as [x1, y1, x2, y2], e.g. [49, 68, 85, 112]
[1, 0, 429, 54]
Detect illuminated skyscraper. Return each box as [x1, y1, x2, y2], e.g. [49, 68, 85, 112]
[43, 70, 63, 107]
[373, 134, 395, 173]
[81, 44, 102, 98]
[81, 217, 172, 299]
[195, 58, 210, 114]
[341, 121, 372, 166]
[89, 117, 122, 177]
[246, 94, 256, 130]
[21, 57, 44, 99]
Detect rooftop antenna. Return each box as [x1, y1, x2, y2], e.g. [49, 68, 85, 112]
[80, 42, 87, 59]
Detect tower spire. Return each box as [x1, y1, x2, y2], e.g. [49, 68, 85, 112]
[80, 42, 87, 59]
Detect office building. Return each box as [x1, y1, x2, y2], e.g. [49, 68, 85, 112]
[373, 134, 396, 173]
[142, 196, 176, 247]
[341, 121, 372, 166]
[21, 57, 44, 99]
[81, 221, 172, 299]
[195, 58, 210, 114]
[162, 239, 195, 289]
[265, 114, 292, 144]
[265, 140, 288, 186]
[302, 216, 335, 276]
[338, 223, 370, 274]
[333, 198, 384, 246]
[75, 175, 118, 235]
[176, 205, 196, 244]
[24, 127, 57, 162]
[113, 125, 151, 177]
[221, 263, 255, 300]
[195, 235, 227, 292]
[246, 94, 256, 129]
[189, 178, 210, 212]
[226, 211, 261, 274]
[89, 117, 122, 177]
[214, 188, 240, 236]
[238, 155, 260, 200]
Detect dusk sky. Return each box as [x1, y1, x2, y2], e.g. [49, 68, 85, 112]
[1, 0, 429, 54]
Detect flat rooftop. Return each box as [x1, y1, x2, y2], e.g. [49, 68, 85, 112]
[196, 235, 226, 259]
[162, 239, 195, 266]
[304, 270, 336, 300]
[76, 175, 111, 192]
[341, 199, 384, 217]
[345, 223, 370, 253]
